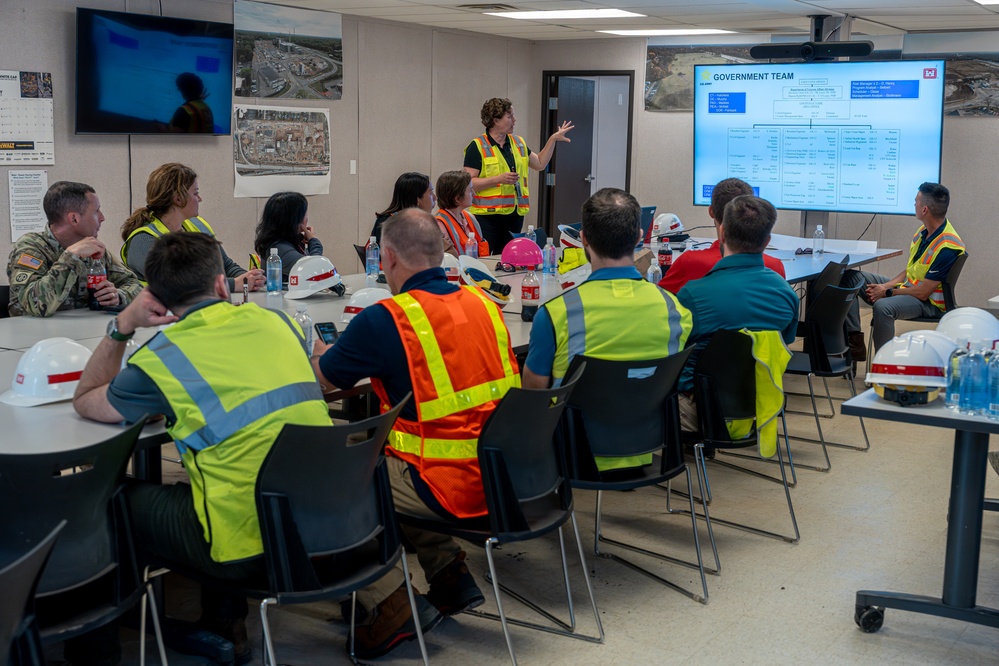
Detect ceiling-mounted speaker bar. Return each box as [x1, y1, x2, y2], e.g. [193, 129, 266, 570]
[749, 41, 874, 62]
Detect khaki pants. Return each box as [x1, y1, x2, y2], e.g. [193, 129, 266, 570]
[358, 457, 463, 612]
[678, 392, 699, 433]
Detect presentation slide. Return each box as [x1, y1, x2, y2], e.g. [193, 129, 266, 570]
[693, 60, 945, 215]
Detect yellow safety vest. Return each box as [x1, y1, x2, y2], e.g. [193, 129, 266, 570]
[468, 133, 531, 216]
[129, 302, 331, 562]
[726, 329, 791, 458]
[121, 215, 218, 280]
[903, 220, 965, 311]
[544, 277, 693, 471]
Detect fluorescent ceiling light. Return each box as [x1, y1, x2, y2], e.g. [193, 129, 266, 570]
[599, 28, 735, 36]
[485, 9, 645, 20]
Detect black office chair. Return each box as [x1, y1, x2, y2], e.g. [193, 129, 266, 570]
[679, 330, 800, 543]
[141, 397, 426, 666]
[353, 243, 367, 269]
[397, 368, 603, 666]
[0, 285, 10, 318]
[0, 419, 168, 664]
[562, 350, 718, 604]
[786, 285, 870, 468]
[0, 521, 64, 666]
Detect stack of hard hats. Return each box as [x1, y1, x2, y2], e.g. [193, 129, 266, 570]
[557, 224, 583, 250]
[285, 256, 346, 299]
[866, 331, 957, 407]
[458, 256, 510, 307]
[341, 287, 391, 323]
[935, 307, 999, 345]
[0, 338, 92, 407]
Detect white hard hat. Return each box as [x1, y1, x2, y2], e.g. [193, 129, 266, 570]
[441, 253, 461, 283]
[558, 262, 592, 291]
[285, 256, 345, 300]
[866, 332, 947, 407]
[342, 287, 391, 323]
[652, 213, 683, 238]
[459, 256, 510, 307]
[0, 338, 93, 407]
[557, 225, 583, 250]
[936, 307, 999, 346]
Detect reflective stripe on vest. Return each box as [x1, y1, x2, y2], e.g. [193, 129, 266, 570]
[904, 220, 964, 311]
[184, 216, 214, 235]
[469, 133, 531, 216]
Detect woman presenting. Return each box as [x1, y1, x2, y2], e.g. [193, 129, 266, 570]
[463, 98, 573, 253]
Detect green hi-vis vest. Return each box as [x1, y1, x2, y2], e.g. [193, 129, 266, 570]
[543, 277, 693, 472]
[129, 302, 331, 563]
[468, 133, 531, 216]
[121, 215, 217, 279]
[904, 220, 965, 312]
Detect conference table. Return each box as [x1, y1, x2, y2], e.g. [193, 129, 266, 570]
[841, 390, 999, 632]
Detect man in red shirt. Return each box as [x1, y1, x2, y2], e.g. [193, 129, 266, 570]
[660, 178, 785, 293]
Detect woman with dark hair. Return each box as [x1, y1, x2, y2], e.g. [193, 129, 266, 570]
[254, 191, 324, 280]
[369, 172, 437, 245]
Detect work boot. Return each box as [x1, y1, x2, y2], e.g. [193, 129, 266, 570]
[197, 616, 251, 665]
[427, 551, 485, 616]
[351, 585, 442, 660]
[848, 331, 867, 362]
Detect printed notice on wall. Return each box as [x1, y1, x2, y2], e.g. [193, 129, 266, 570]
[0, 70, 55, 165]
[9, 170, 48, 242]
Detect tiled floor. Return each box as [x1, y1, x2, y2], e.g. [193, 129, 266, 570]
[95, 321, 999, 665]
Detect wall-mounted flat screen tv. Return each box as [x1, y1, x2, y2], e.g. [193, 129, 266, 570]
[692, 59, 945, 215]
[76, 8, 234, 135]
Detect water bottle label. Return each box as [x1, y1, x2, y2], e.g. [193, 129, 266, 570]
[521, 284, 539, 301]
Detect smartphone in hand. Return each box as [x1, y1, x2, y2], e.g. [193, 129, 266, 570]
[314, 321, 339, 345]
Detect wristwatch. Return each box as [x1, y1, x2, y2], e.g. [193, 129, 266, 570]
[885, 288, 894, 298]
[107, 317, 134, 342]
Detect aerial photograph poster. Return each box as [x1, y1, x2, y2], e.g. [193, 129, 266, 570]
[233, 104, 331, 198]
[234, 0, 343, 101]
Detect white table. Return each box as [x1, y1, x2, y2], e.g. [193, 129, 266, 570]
[841, 390, 999, 632]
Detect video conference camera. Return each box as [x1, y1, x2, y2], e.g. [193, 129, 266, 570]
[749, 41, 874, 62]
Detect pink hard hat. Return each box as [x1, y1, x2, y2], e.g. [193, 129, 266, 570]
[501, 237, 543, 269]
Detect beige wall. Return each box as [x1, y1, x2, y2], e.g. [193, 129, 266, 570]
[2, 1, 995, 306]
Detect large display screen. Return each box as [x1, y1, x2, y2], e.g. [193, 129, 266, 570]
[76, 8, 234, 135]
[693, 59, 945, 215]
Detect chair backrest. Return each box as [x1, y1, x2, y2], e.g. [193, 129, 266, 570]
[693, 330, 757, 445]
[802, 284, 861, 374]
[0, 521, 64, 665]
[255, 396, 409, 593]
[940, 252, 968, 311]
[563, 349, 693, 478]
[353, 244, 367, 269]
[476, 365, 584, 536]
[0, 420, 143, 596]
[0, 285, 10, 319]
[809, 254, 850, 298]
[639, 205, 657, 245]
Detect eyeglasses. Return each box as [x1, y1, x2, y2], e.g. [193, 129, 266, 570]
[794, 247, 813, 256]
[495, 262, 517, 273]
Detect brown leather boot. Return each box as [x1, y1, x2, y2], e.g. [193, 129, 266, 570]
[848, 331, 867, 362]
[351, 585, 442, 659]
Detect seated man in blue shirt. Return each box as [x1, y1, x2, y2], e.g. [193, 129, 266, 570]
[676, 194, 799, 433]
[523, 187, 693, 471]
[841, 182, 965, 357]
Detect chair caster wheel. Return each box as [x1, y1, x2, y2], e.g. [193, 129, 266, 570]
[855, 605, 884, 633]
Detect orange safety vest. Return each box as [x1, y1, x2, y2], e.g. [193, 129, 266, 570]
[373, 286, 521, 518]
[903, 220, 965, 311]
[436, 210, 490, 257]
[468, 133, 531, 216]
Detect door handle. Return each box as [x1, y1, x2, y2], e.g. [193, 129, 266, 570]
[584, 174, 596, 182]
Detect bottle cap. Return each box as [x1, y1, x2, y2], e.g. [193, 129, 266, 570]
[270, 248, 278, 255]
[817, 224, 823, 231]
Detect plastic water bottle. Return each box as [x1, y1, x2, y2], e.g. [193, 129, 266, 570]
[120, 337, 139, 371]
[521, 269, 540, 322]
[959, 340, 988, 415]
[650, 234, 659, 257]
[87, 260, 107, 310]
[813, 224, 825, 254]
[540, 272, 560, 304]
[526, 225, 537, 246]
[945, 337, 969, 411]
[465, 234, 478, 259]
[293, 304, 314, 353]
[266, 248, 282, 295]
[646, 261, 662, 284]
[988, 343, 999, 421]
[365, 236, 380, 281]
[542, 238, 556, 276]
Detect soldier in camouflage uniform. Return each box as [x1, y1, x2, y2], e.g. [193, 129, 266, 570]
[6, 181, 142, 317]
